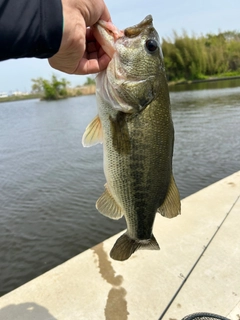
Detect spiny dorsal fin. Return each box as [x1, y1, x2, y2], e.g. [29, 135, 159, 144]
[96, 184, 123, 220]
[82, 115, 103, 147]
[157, 174, 181, 218]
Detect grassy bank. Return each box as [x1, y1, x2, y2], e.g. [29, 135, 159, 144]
[1, 73, 239, 104]
[0, 85, 96, 104]
[0, 94, 41, 103]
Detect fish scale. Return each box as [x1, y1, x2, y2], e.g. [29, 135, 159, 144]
[82, 15, 181, 261]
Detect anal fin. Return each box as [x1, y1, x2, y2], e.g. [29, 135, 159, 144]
[96, 184, 123, 220]
[157, 174, 181, 218]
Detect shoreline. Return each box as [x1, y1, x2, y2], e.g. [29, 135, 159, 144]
[168, 75, 240, 86]
[0, 94, 41, 103]
[1, 76, 240, 103]
[0, 84, 96, 104]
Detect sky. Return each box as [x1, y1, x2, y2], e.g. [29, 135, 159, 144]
[0, 0, 239, 93]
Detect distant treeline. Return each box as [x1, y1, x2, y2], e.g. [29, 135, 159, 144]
[162, 31, 240, 81]
[31, 76, 95, 100]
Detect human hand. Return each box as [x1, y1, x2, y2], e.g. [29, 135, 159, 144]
[48, 0, 111, 75]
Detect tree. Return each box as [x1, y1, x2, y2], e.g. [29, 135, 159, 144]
[31, 75, 70, 100]
[84, 76, 96, 86]
[31, 78, 44, 94]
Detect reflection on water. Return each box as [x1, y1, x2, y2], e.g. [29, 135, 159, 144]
[0, 80, 240, 295]
[169, 77, 240, 92]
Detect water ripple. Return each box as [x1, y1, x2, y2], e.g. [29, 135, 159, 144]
[0, 85, 240, 295]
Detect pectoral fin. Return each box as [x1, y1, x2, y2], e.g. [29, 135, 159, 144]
[96, 185, 124, 220]
[157, 174, 181, 218]
[82, 115, 103, 147]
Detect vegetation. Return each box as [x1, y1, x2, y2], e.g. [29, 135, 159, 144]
[0, 94, 41, 103]
[2, 32, 240, 104]
[84, 76, 96, 86]
[162, 30, 240, 81]
[31, 75, 70, 100]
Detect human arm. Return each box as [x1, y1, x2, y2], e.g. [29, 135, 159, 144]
[0, 0, 62, 60]
[48, 0, 111, 74]
[0, 0, 111, 74]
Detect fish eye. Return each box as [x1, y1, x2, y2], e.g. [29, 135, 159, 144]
[145, 39, 158, 53]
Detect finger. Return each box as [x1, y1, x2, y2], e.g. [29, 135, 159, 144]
[100, 4, 111, 22]
[74, 53, 111, 74]
[86, 41, 99, 53]
[86, 27, 95, 41]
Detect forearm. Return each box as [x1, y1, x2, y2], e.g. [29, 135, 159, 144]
[0, 0, 63, 61]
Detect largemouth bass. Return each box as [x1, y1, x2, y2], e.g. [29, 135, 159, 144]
[82, 15, 181, 261]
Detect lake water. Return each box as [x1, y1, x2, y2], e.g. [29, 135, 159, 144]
[0, 80, 240, 296]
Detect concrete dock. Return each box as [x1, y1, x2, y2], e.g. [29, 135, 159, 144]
[0, 171, 239, 320]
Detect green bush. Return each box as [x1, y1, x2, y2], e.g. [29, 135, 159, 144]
[32, 75, 70, 100]
[162, 30, 240, 81]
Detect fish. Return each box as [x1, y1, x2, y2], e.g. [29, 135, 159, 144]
[82, 15, 181, 261]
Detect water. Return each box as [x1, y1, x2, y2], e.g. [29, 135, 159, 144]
[0, 80, 240, 296]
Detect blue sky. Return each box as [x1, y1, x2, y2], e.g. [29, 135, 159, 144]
[0, 0, 239, 93]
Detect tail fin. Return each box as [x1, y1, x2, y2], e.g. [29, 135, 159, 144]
[110, 232, 160, 261]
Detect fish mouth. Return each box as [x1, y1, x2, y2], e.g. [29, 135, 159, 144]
[93, 15, 153, 59]
[124, 15, 153, 38]
[93, 21, 124, 58]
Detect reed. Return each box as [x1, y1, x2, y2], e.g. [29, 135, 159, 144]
[162, 30, 240, 81]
